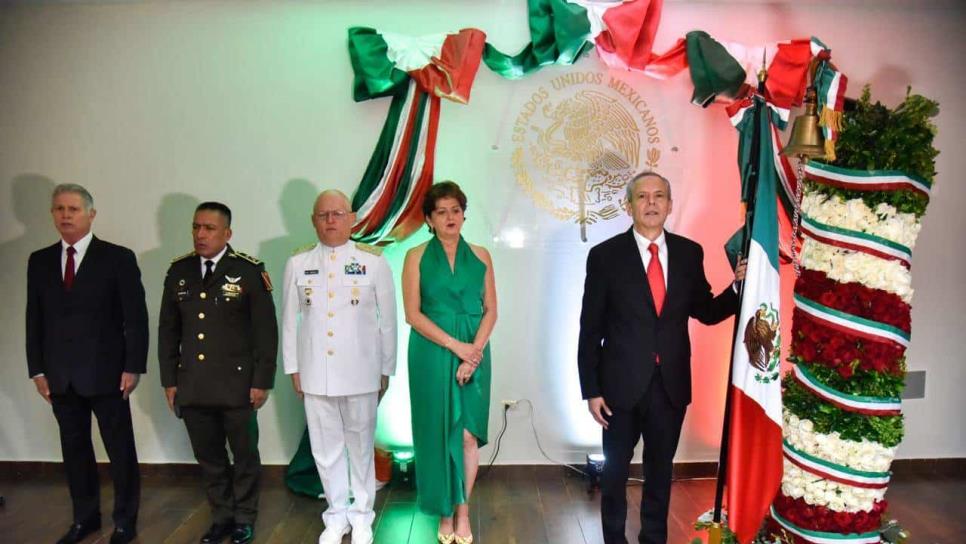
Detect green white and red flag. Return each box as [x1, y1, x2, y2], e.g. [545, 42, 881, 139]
[347, 27, 486, 244]
[725, 96, 785, 544]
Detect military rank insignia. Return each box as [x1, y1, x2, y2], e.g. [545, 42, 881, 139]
[344, 257, 366, 275]
[351, 287, 360, 306]
[261, 271, 273, 292]
[221, 276, 243, 299]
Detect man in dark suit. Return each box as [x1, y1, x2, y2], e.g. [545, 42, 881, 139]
[158, 202, 277, 544]
[26, 183, 148, 544]
[578, 172, 746, 544]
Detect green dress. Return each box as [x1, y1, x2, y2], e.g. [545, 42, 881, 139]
[408, 235, 491, 516]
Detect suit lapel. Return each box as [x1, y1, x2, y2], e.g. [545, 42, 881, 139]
[664, 233, 682, 311]
[628, 228, 687, 319]
[621, 228, 657, 319]
[72, 236, 100, 288]
[43, 242, 64, 294]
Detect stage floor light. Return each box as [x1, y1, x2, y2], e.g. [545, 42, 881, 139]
[391, 450, 416, 488]
[586, 453, 605, 490]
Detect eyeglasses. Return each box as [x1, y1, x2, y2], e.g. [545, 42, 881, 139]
[315, 210, 349, 221]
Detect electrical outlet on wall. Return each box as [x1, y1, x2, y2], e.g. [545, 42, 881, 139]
[902, 370, 926, 399]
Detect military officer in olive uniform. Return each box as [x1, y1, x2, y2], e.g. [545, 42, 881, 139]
[158, 201, 278, 544]
[282, 189, 396, 544]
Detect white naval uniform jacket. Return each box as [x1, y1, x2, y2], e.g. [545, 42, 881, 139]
[282, 241, 397, 396]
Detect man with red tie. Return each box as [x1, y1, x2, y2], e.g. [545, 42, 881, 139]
[577, 172, 745, 544]
[26, 183, 148, 544]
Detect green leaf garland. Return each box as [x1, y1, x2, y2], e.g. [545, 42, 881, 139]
[812, 86, 939, 217]
[782, 374, 904, 447]
[790, 357, 906, 398]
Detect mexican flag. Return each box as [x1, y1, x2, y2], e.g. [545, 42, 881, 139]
[725, 97, 785, 544]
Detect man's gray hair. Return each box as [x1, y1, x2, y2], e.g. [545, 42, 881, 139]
[624, 171, 672, 202]
[52, 183, 94, 211]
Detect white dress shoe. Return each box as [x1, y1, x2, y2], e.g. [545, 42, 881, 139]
[350, 525, 374, 544]
[318, 524, 350, 544]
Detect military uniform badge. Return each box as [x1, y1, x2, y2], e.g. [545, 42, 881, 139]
[351, 287, 360, 306]
[345, 257, 366, 275]
[221, 276, 243, 300]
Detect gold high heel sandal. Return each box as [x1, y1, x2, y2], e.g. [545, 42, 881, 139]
[454, 535, 473, 544]
[437, 532, 456, 544]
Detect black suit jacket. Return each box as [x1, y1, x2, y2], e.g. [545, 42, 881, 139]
[157, 245, 278, 408]
[578, 228, 738, 410]
[26, 236, 149, 396]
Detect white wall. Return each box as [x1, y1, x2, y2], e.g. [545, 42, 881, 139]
[1, 1, 963, 465]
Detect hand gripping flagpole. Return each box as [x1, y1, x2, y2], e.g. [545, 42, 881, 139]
[709, 60, 769, 544]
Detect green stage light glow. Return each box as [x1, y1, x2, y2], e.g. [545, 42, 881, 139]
[393, 450, 415, 461]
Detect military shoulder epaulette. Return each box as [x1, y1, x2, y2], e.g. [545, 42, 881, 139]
[229, 250, 263, 266]
[292, 243, 316, 255]
[355, 242, 383, 256]
[171, 251, 196, 263]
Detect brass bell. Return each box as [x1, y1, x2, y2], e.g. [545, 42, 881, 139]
[782, 87, 826, 159]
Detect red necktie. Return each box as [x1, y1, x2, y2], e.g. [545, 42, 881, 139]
[647, 243, 665, 315]
[64, 245, 76, 291]
[648, 243, 665, 365]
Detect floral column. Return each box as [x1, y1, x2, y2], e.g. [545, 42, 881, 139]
[766, 89, 938, 543]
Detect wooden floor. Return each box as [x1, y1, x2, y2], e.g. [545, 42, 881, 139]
[1, 466, 963, 543]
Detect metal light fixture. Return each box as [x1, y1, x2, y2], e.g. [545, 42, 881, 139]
[392, 450, 415, 488]
[586, 453, 605, 491]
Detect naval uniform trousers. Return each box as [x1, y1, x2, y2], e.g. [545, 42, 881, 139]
[304, 391, 378, 530]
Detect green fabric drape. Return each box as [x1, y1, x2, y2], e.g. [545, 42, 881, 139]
[284, 428, 324, 499]
[482, 0, 594, 79]
[350, 87, 411, 214]
[348, 27, 411, 102]
[686, 30, 747, 107]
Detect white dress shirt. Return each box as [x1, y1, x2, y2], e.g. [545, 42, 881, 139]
[199, 245, 228, 277]
[632, 228, 668, 288]
[60, 231, 94, 278]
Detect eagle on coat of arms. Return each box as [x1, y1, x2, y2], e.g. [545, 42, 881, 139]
[744, 307, 779, 372]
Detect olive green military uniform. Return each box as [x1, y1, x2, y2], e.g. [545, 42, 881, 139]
[158, 245, 278, 526]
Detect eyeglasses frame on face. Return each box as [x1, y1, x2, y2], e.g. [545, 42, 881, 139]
[314, 210, 350, 221]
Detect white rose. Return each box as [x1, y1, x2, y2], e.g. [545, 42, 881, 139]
[806, 479, 827, 494]
[875, 202, 897, 217]
[803, 490, 819, 506]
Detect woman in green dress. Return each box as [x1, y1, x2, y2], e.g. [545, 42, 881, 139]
[403, 181, 497, 544]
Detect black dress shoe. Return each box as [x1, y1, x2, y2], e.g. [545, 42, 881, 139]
[230, 523, 254, 544]
[110, 527, 137, 544]
[199, 522, 235, 544]
[56, 519, 102, 544]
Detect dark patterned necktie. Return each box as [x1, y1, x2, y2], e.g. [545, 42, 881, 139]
[64, 246, 76, 291]
[203, 259, 214, 283]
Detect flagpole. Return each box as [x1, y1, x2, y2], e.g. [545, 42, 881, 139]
[711, 66, 769, 537]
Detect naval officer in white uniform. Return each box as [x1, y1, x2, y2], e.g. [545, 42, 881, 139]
[282, 189, 397, 544]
